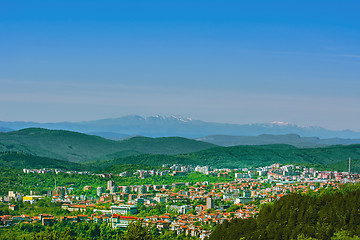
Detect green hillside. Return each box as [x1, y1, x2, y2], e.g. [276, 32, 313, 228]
[209, 185, 360, 240]
[112, 136, 217, 154]
[91, 154, 190, 170]
[0, 151, 85, 170]
[101, 144, 360, 171]
[182, 144, 360, 168]
[327, 158, 360, 173]
[1, 128, 360, 172]
[0, 128, 216, 162]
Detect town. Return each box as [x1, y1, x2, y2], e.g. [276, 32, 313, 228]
[1, 162, 359, 239]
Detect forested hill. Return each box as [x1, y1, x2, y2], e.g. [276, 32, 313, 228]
[0, 128, 216, 162]
[1, 128, 360, 171]
[182, 144, 360, 168]
[101, 144, 360, 171]
[208, 185, 360, 240]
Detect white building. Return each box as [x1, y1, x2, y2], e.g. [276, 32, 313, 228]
[110, 205, 138, 215]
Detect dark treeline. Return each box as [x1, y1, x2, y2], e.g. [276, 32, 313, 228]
[208, 185, 360, 240]
[0, 220, 195, 240]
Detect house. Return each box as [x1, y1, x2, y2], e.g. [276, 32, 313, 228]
[42, 217, 56, 226]
[0, 215, 13, 226]
[78, 215, 91, 222]
[156, 220, 171, 230]
[62, 216, 79, 223]
[9, 205, 19, 211]
[12, 216, 25, 223]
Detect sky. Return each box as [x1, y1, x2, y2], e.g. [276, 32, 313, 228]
[1, 0, 360, 131]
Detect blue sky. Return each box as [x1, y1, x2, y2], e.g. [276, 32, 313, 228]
[1, 1, 360, 131]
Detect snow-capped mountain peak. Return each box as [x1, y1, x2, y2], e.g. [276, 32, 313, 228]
[170, 115, 193, 122]
[270, 121, 291, 126]
[146, 115, 193, 122]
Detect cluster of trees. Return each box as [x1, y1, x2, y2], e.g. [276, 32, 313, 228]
[0, 198, 72, 217]
[208, 185, 360, 240]
[137, 203, 167, 217]
[0, 221, 196, 240]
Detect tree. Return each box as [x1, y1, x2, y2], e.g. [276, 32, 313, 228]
[331, 230, 360, 240]
[122, 221, 154, 240]
[87, 224, 101, 239]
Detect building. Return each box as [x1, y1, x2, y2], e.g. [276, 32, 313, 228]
[243, 190, 251, 198]
[169, 205, 192, 214]
[23, 195, 44, 204]
[110, 205, 138, 215]
[139, 171, 150, 179]
[234, 190, 254, 204]
[65, 204, 96, 212]
[122, 186, 131, 194]
[111, 215, 138, 229]
[7, 191, 23, 202]
[97, 187, 105, 197]
[206, 196, 214, 209]
[83, 186, 92, 191]
[235, 173, 251, 179]
[119, 171, 132, 177]
[107, 180, 116, 190]
[138, 185, 147, 195]
[9, 205, 18, 211]
[128, 194, 136, 202]
[42, 217, 56, 226]
[110, 186, 118, 194]
[135, 198, 145, 205]
[54, 187, 66, 196]
[62, 216, 79, 224]
[195, 166, 210, 175]
[172, 171, 187, 176]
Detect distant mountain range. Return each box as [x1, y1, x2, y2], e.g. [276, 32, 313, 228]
[197, 134, 360, 148]
[1, 115, 360, 139]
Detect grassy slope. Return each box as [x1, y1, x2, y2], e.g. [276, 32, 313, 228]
[0, 128, 216, 162]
